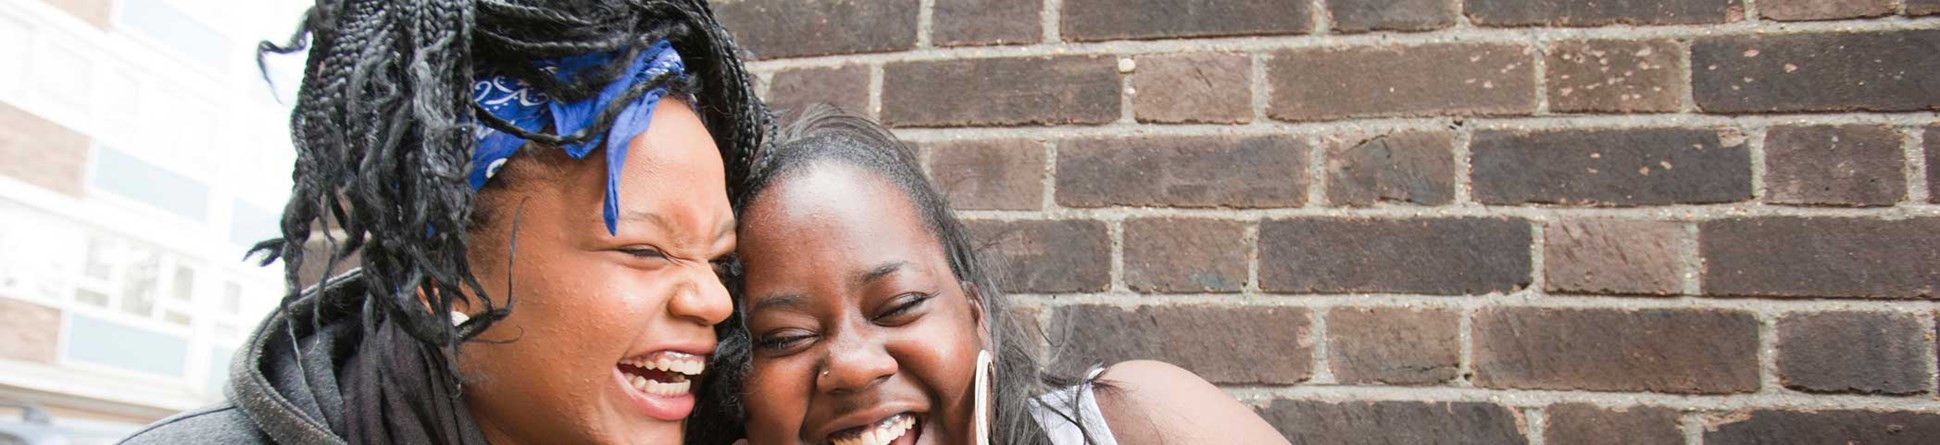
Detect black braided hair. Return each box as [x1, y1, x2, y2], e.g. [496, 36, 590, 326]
[249, 0, 767, 442]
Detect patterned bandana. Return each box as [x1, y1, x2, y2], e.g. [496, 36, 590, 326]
[469, 40, 687, 235]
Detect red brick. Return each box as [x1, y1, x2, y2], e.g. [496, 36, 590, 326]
[1048, 305, 1312, 385]
[1268, 43, 1536, 122]
[1466, 0, 1744, 26]
[965, 220, 1109, 294]
[764, 66, 871, 117]
[1132, 53, 1252, 124]
[1913, 0, 1940, 15]
[932, 0, 1041, 46]
[0, 298, 60, 364]
[1060, 0, 1312, 42]
[924, 139, 1046, 211]
[882, 56, 1120, 127]
[1778, 312, 1932, 395]
[1471, 127, 1753, 206]
[713, 0, 919, 59]
[1705, 410, 1940, 444]
[1546, 39, 1685, 114]
[1123, 218, 1248, 293]
[1327, 0, 1458, 33]
[0, 102, 88, 198]
[1694, 30, 1940, 113]
[1545, 404, 1686, 445]
[1260, 217, 1531, 295]
[1544, 219, 1686, 296]
[1323, 131, 1456, 207]
[1473, 307, 1760, 394]
[1260, 400, 1528, 444]
[1764, 125, 1906, 207]
[1056, 135, 1306, 208]
[1326, 307, 1461, 385]
[1930, 127, 1939, 204]
[1701, 217, 1940, 299]
[1760, 0, 1894, 21]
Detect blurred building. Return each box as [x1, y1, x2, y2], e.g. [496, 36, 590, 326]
[0, 0, 307, 442]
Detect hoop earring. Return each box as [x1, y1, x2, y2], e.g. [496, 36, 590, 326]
[974, 349, 993, 445]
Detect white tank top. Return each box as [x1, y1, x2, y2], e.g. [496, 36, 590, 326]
[1027, 367, 1118, 445]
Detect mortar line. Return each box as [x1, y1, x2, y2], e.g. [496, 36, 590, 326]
[1450, 0, 1471, 28]
[1531, 34, 1551, 116]
[1747, 123, 1770, 202]
[1454, 124, 1476, 204]
[1245, 221, 1262, 293]
[742, 19, 1940, 70]
[1756, 310, 1783, 394]
[1458, 304, 1477, 388]
[1042, 0, 1062, 43]
[1009, 292, 1940, 313]
[1677, 37, 1698, 114]
[1681, 413, 1705, 445]
[1681, 222, 1704, 296]
[1525, 406, 1548, 445]
[953, 204, 1940, 222]
[1251, 52, 1269, 123]
[1041, 140, 1059, 211]
[1310, 306, 1335, 384]
[1218, 386, 1940, 411]
[1306, 133, 1327, 207]
[1108, 219, 1125, 293]
[1907, 126, 1930, 204]
[1309, 0, 1330, 35]
[915, 0, 934, 48]
[1118, 55, 1136, 124]
[867, 63, 885, 119]
[884, 113, 1940, 144]
[1528, 219, 1548, 296]
[1922, 311, 1939, 398]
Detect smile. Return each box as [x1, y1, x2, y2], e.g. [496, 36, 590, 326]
[619, 350, 705, 396]
[827, 412, 921, 445]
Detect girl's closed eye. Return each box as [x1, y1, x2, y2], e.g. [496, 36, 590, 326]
[873, 292, 932, 325]
[755, 328, 817, 354]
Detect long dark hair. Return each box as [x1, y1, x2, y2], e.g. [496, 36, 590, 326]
[246, 0, 766, 442]
[694, 105, 1097, 445]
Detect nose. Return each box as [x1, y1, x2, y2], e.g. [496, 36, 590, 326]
[816, 327, 897, 395]
[669, 261, 732, 326]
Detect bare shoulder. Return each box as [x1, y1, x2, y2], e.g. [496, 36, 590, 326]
[1092, 360, 1290, 445]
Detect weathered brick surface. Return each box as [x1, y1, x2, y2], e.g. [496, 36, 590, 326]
[0, 102, 88, 197]
[1777, 312, 1933, 395]
[932, 0, 1041, 46]
[1544, 404, 1686, 445]
[764, 65, 870, 117]
[1701, 217, 1940, 299]
[925, 139, 1046, 211]
[1260, 218, 1531, 295]
[882, 56, 1120, 127]
[1123, 218, 1248, 293]
[1267, 43, 1536, 121]
[1913, 0, 1940, 15]
[1326, 307, 1461, 385]
[1327, 0, 1458, 33]
[1693, 30, 1940, 113]
[1759, 0, 1894, 21]
[1930, 127, 1939, 204]
[1060, 0, 1312, 42]
[1056, 135, 1307, 208]
[1259, 400, 1528, 444]
[1544, 219, 1686, 296]
[1049, 305, 1311, 384]
[1323, 131, 1456, 207]
[1546, 39, 1685, 114]
[1705, 410, 1940, 444]
[0, 298, 60, 364]
[1764, 125, 1906, 207]
[1471, 127, 1753, 206]
[964, 220, 1110, 293]
[1473, 307, 1761, 394]
[1466, 0, 1743, 26]
[1132, 52, 1252, 124]
[713, 0, 919, 59]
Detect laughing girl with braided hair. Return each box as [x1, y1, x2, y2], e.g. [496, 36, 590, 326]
[123, 0, 768, 443]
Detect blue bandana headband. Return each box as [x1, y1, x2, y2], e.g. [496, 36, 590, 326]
[469, 40, 687, 235]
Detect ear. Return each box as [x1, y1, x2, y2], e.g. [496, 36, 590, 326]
[962, 280, 991, 349]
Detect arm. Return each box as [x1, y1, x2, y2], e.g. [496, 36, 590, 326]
[1093, 360, 1290, 445]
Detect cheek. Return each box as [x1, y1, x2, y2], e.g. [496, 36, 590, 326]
[744, 361, 811, 442]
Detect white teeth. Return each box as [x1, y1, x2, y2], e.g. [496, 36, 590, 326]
[832, 414, 915, 445]
[627, 373, 692, 396]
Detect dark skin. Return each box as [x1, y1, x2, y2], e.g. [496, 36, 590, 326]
[738, 165, 986, 445]
[454, 99, 737, 444]
[736, 164, 1290, 445]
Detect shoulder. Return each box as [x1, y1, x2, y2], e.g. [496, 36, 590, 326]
[120, 404, 271, 445]
[1092, 360, 1289, 445]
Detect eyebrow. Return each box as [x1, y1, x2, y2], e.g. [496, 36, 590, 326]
[751, 294, 808, 313]
[857, 261, 909, 286]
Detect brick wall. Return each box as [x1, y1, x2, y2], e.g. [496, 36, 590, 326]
[717, 0, 1940, 442]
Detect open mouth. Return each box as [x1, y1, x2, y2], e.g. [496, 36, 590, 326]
[618, 351, 705, 397]
[826, 413, 922, 445]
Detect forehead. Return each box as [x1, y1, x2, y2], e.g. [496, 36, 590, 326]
[738, 165, 944, 288]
